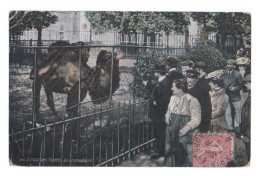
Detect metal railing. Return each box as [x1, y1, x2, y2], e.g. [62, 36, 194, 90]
[9, 44, 160, 166]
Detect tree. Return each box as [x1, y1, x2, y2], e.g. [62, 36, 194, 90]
[85, 12, 190, 46]
[9, 11, 30, 39]
[191, 12, 251, 48]
[214, 12, 251, 47]
[25, 11, 58, 46]
[9, 11, 58, 46]
[190, 12, 216, 45]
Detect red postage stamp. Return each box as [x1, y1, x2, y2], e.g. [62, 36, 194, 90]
[193, 134, 234, 167]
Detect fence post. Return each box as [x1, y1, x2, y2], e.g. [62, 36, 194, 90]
[109, 47, 115, 106]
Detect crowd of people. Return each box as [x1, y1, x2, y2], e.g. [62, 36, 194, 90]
[142, 56, 251, 167]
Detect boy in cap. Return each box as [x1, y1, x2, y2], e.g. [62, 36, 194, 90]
[223, 59, 244, 135]
[186, 69, 212, 133]
[241, 74, 251, 162]
[143, 64, 169, 159]
[181, 60, 193, 77]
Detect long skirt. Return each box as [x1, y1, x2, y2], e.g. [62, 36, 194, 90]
[165, 114, 195, 167]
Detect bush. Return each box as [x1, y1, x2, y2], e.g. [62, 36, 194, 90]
[129, 49, 168, 99]
[182, 45, 226, 73]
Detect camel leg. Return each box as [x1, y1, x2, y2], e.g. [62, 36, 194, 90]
[33, 77, 41, 117]
[66, 81, 88, 140]
[44, 88, 57, 117]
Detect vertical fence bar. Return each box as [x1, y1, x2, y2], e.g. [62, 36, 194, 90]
[60, 115, 65, 166]
[99, 106, 102, 165]
[32, 48, 37, 127]
[128, 100, 131, 160]
[105, 108, 108, 166]
[77, 47, 82, 152]
[52, 120, 56, 166]
[111, 104, 114, 166]
[43, 120, 46, 166]
[10, 128, 14, 164]
[92, 108, 96, 166]
[132, 99, 136, 154]
[137, 101, 140, 148]
[22, 123, 25, 161]
[109, 47, 115, 105]
[146, 100, 149, 142]
[85, 116, 88, 166]
[117, 102, 120, 163]
[122, 101, 126, 161]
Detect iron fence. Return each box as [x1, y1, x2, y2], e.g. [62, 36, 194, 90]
[19, 30, 243, 49]
[10, 44, 183, 166]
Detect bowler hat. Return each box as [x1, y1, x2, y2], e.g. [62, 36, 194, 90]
[186, 69, 200, 78]
[227, 59, 236, 65]
[165, 57, 179, 68]
[243, 74, 251, 82]
[236, 57, 250, 65]
[181, 60, 194, 66]
[153, 64, 167, 73]
[206, 69, 224, 80]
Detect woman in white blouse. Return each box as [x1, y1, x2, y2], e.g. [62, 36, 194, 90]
[165, 79, 201, 167]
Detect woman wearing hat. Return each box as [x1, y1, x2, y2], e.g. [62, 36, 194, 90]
[165, 79, 201, 167]
[236, 57, 251, 108]
[207, 73, 229, 133]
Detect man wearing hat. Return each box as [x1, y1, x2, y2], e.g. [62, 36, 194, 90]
[241, 74, 251, 162]
[194, 61, 211, 92]
[186, 69, 212, 133]
[165, 57, 184, 84]
[207, 72, 229, 133]
[223, 59, 244, 135]
[181, 60, 194, 77]
[143, 64, 169, 159]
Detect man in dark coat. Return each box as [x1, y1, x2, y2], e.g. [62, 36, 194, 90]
[241, 74, 251, 162]
[186, 70, 212, 133]
[194, 61, 211, 92]
[143, 64, 169, 159]
[223, 59, 243, 135]
[164, 57, 184, 97]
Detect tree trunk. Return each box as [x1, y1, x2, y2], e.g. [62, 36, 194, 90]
[203, 23, 208, 45]
[150, 33, 156, 47]
[221, 34, 227, 52]
[89, 27, 92, 43]
[128, 34, 131, 44]
[121, 33, 125, 43]
[37, 28, 42, 47]
[184, 27, 190, 48]
[166, 34, 169, 54]
[143, 30, 147, 46]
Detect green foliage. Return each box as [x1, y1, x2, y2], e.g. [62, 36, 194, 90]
[129, 49, 168, 99]
[85, 12, 190, 36]
[183, 45, 226, 73]
[10, 11, 58, 36]
[191, 12, 251, 45]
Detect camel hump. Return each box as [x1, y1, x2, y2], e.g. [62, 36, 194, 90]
[48, 40, 71, 53]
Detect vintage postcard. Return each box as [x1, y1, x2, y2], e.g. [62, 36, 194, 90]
[9, 11, 251, 167]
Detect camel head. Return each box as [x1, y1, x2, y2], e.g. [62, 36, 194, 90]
[96, 50, 123, 70]
[89, 50, 122, 104]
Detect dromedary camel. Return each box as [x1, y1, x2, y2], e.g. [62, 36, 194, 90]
[30, 41, 122, 122]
